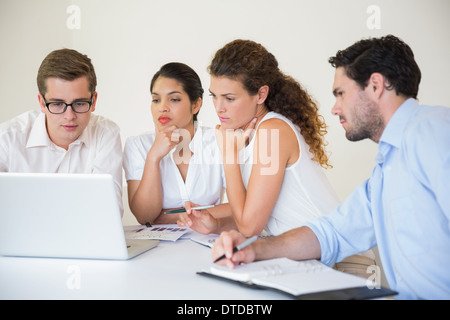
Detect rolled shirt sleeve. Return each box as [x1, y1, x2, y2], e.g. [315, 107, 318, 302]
[306, 178, 377, 267]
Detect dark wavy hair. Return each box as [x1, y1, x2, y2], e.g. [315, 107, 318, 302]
[150, 62, 204, 121]
[329, 34, 421, 99]
[208, 39, 331, 168]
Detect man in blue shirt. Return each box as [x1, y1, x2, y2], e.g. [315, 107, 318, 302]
[211, 35, 450, 299]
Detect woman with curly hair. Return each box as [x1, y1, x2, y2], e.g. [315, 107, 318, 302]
[178, 40, 339, 237]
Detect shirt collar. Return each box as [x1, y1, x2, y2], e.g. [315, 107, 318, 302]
[375, 98, 419, 164]
[77, 125, 90, 148]
[26, 112, 51, 148]
[189, 121, 201, 153]
[169, 122, 201, 160]
[26, 112, 89, 149]
[379, 98, 419, 149]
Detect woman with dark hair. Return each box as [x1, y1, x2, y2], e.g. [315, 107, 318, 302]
[123, 62, 227, 225]
[178, 40, 340, 238]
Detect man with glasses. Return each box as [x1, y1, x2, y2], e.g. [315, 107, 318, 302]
[0, 48, 123, 215]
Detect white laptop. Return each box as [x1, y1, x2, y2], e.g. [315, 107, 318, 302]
[0, 172, 158, 260]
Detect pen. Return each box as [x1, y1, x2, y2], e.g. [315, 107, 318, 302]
[213, 236, 258, 263]
[165, 205, 215, 214]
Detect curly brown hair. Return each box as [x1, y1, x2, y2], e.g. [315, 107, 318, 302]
[208, 39, 331, 168]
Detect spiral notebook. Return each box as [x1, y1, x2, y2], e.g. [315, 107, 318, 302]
[198, 258, 397, 300]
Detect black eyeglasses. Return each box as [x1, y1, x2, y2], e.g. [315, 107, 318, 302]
[43, 96, 93, 114]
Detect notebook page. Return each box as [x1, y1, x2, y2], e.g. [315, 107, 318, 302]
[251, 266, 368, 296]
[209, 258, 323, 282]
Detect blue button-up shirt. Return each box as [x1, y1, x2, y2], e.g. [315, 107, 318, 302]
[307, 98, 450, 299]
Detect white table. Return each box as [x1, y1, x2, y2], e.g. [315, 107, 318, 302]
[0, 237, 287, 300]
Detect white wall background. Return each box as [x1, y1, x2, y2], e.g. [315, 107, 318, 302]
[1, 0, 449, 225]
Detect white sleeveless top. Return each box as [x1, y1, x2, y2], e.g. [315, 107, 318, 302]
[239, 111, 340, 236]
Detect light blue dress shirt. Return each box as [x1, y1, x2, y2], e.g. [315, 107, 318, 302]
[306, 98, 450, 299]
